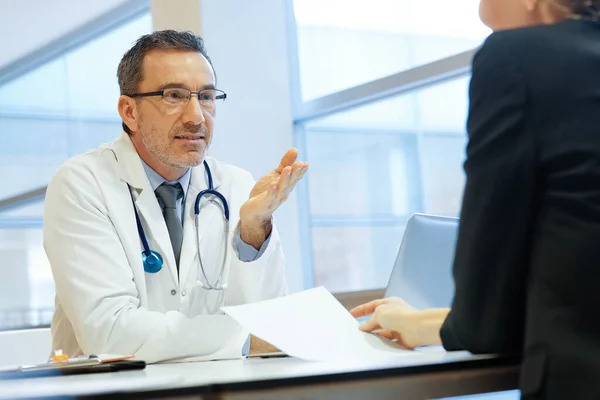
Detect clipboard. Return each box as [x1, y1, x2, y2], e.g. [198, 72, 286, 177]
[0, 354, 146, 380]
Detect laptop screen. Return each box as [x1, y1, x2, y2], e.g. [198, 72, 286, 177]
[384, 213, 459, 309]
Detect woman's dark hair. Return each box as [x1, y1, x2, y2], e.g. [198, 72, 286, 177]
[564, 0, 600, 18]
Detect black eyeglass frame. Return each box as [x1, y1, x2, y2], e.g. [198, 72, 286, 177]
[124, 88, 227, 106]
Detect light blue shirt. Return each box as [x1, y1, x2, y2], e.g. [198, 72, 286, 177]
[141, 161, 270, 262]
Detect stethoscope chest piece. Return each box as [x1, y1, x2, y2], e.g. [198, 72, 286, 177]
[143, 250, 163, 273]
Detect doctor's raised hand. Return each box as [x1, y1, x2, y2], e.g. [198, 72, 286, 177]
[239, 149, 308, 250]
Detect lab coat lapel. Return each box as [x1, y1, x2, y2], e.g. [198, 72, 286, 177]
[110, 132, 179, 287]
[179, 159, 223, 287]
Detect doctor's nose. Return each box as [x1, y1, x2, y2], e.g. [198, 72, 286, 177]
[181, 96, 206, 126]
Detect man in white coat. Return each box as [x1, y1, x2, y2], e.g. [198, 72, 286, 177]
[43, 30, 307, 363]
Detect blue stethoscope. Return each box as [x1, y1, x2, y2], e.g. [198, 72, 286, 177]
[131, 160, 230, 290]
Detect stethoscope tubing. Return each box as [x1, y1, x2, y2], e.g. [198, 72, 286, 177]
[132, 160, 230, 290]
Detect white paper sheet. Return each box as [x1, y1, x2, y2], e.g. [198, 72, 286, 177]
[221, 287, 416, 362]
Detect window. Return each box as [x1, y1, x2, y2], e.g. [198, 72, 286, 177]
[291, 0, 490, 293]
[0, 11, 151, 330]
[0, 13, 152, 199]
[298, 77, 470, 292]
[293, 0, 489, 100]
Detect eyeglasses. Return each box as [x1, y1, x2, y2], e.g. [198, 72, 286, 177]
[125, 88, 227, 108]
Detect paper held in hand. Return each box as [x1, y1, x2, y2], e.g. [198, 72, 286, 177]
[221, 286, 416, 362]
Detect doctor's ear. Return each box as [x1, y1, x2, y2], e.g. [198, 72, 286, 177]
[118, 95, 140, 133]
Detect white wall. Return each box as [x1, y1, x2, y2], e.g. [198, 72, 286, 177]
[151, 0, 306, 292]
[0, 0, 134, 69]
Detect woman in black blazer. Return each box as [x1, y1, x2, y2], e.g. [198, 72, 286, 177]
[352, 1, 600, 399]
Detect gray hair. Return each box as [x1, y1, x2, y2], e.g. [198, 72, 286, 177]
[117, 30, 216, 134]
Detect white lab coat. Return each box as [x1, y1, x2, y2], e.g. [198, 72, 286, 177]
[43, 132, 287, 363]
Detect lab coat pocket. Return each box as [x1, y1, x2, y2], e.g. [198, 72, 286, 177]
[144, 268, 179, 313]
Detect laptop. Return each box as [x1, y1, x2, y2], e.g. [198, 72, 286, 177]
[384, 213, 459, 309]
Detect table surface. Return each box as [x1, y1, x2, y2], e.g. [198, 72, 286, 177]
[0, 349, 519, 399]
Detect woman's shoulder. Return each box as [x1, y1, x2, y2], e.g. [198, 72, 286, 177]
[478, 19, 595, 64]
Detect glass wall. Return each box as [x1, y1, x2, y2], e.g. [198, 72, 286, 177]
[301, 78, 470, 291]
[293, 0, 489, 100]
[0, 11, 151, 330]
[291, 0, 487, 292]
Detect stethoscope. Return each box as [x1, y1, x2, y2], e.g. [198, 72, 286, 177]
[131, 160, 230, 290]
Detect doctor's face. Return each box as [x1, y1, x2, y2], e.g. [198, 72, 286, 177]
[130, 49, 216, 173]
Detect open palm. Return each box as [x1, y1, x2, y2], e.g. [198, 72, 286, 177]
[240, 148, 308, 221]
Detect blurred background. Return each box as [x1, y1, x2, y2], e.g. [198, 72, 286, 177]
[0, 0, 488, 328]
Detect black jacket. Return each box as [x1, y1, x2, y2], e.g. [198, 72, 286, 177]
[440, 19, 600, 400]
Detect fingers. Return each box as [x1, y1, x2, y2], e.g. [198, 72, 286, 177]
[358, 315, 381, 333]
[351, 297, 411, 319]
[374, 330, 400, 341]
[283, 162, 308, 195]
[275, 149, 309, 178]
[373, 331, 415, 349]
[245, 164, 306, 217]
[275, 148, 299, 173]
[274, 166, 293, 201]
[350, 299, 387, 318]
[268, 162, 308, 210]
[357, 302, 394, 332]
[291, 161, 308, 184]
[246, 153, 308, 219]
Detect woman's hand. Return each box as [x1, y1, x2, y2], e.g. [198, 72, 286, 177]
[350, 298, 450, 349]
